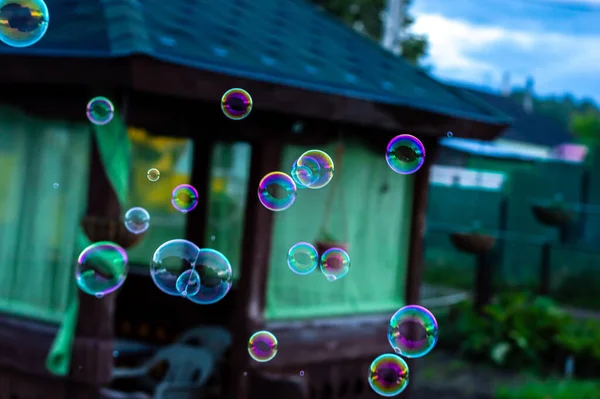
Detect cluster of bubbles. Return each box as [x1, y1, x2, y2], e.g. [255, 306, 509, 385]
[367, 305, 439, 396]
[64, 63, 441, 392]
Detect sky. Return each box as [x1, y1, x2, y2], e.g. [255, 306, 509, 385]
[409, 0, 600, 103]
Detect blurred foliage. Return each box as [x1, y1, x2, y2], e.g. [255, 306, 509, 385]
[307, 0, 428, 65]
[442, 292, 600, 378]
[570, 111, 600, 145]
[496, 379, 600, 399]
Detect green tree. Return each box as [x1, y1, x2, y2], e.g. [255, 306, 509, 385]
[309, 0, 428, 65]
[571, 111, 600, 145]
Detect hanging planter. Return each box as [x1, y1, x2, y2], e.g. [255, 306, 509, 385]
[81, 216, 144, 249]
[450, 231, 496, 254]
[531, 201, 574, 228]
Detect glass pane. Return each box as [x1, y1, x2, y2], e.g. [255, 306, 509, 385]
[125, 128, 194, 269]
[206, 142, 252, 278]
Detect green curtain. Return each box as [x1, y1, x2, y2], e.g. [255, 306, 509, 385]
[0, 105, 130, 376]
[265, 140, 413, 320]
[46, 111, 131, 375]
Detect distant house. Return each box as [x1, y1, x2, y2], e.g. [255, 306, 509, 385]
[432, 82, 587, 189]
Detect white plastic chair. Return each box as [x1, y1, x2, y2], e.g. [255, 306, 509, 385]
[103, 344, 215, 399]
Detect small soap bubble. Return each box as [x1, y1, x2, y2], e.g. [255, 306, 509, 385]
[187, 248, 233, 305]
[86, 96, 115, 126]
[257, 172, 297, 211]
[320, 247, 351, 281]
[221, 88, 253, 120]
[287, 242, 318, 275]
[294, 150, 334, 189]
[175, 269, 201, 297]
[171, 184, 199, 213]
[388, 305, 439, 358]
[0, 0, 49, 48]
[447, 131, 453, 138]
[52, 182, 59, 189]
[248, 330, 278, 363]
[76, 242, 128, 297]
[147, 168, 160, 182]
[368, 354, 409, 397]
[385, 134, 425, 175]
[290, 162, 314, 189]
[124, 207, 150, 235]
[300, 370, 305, 376]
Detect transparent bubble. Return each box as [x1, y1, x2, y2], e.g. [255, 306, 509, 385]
[287, 242, 318, 275]
[290, 162, 316, 189]
[150, 240, 233, 305]
[248, 330, 278, 363]
[388, 305, 439, 358]
[147, 168, 160, 182]
[187, 248, 233, 305]
[76, 242, 128, 298]
[86, 96, 115, 126]
[385, 134, 425, 175]
[150, 239, 200, 297]
[447, 131, 453, 138]
[124, 207, 150, 235]
[257, 172, 297, 212]
[221, 88, 253, 120]
[319, 247, 351, 281]
[175, 269, 201, 297]
[0, 0, 49, 48]
[52, 182, 59, 189]
[171, 184, 199, 213]
[368, 354, 409, 397]
[295, 150, 334, 189]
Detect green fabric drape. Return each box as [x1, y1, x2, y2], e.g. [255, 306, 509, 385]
[265, 141, 413, 320]
[46, 113, 131, 376]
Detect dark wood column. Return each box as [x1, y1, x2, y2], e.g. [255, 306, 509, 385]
[401, 137, 439, 399]
[228, 138, 284, 399]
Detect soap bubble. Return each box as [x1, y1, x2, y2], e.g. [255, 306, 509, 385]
[76, 242, 128, 298]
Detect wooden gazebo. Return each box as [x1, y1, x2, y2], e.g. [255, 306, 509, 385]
[0, 0, 511, 398]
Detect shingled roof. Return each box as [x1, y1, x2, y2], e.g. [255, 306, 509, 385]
[0, 0, 513, 129]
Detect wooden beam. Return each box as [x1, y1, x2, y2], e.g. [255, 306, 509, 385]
[402, 137, 439, 399]
[228, 138, 284, 399]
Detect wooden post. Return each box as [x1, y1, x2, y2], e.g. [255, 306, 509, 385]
[402, 137, 438, 399]
[228, 139, 283, 399]
[184, 138, 213, 247]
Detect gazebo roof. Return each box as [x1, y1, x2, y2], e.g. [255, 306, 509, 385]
[0, 0, 513, 137]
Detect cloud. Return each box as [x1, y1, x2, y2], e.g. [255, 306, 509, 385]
[410, 12, 600, 100]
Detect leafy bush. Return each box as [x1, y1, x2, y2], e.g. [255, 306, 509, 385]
[496, 379, 600, 399]
[442, 292, 600, 377]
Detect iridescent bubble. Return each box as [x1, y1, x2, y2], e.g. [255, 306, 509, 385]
[187, 248, 233, 305]
[295, 150, 334, 189]
[175, 269, 201, 297]
[248, 330, 278, 363]
[147, 168, 160, 182]
[172, 184, 199, 213]
[221, 88, 253, 120]
[52, 182, 59, 189]
[385, 134, 425, 175]
[368, 354, 409, 397]
[0, 0, 49, 48]
[257, 172, 297, 212]
[290, 162, 313, 189]
[150, 239, 200, 296]
[287, 242, 318, 275]
[447, 131, 453, 138]
[388, 305, 438, 358]
[124, 207, 150, 235]
[319, 247, 350, 281]
[76, 242, 128, 298]
[86, 96, 115, 126]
